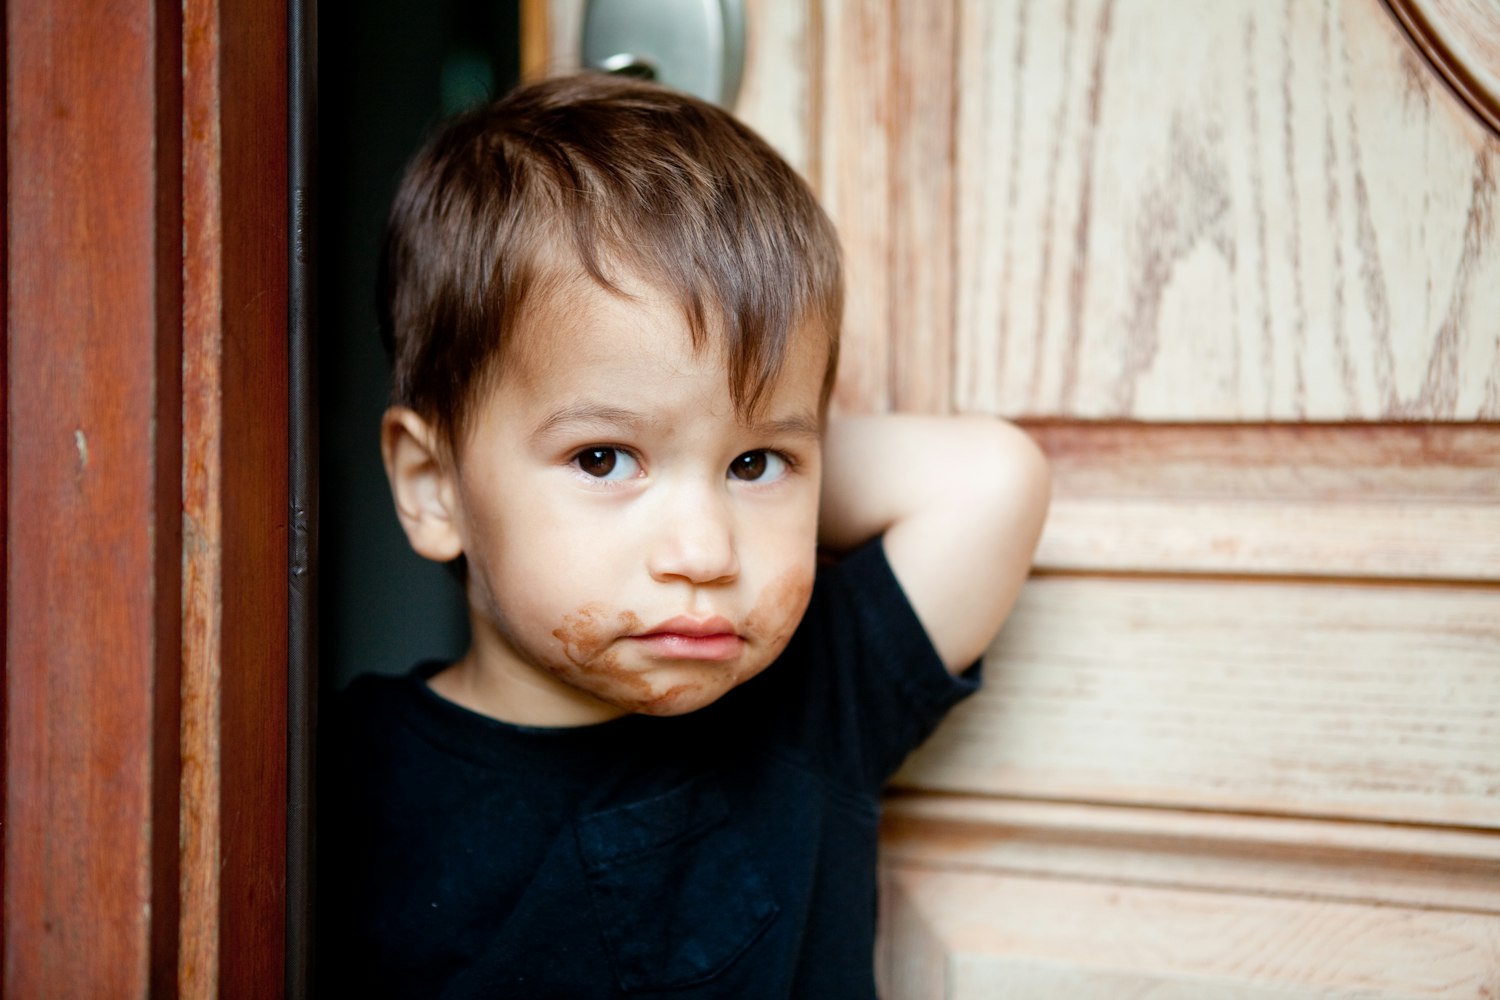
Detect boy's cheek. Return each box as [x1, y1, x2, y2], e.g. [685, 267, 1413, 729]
[744, 564, 815, 652]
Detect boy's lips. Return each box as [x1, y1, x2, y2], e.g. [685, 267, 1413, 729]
[639, 615, 737, 638]
[629, 616, 743, 661]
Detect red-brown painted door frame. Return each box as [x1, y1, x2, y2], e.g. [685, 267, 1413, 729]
[4, 0, 289, 995]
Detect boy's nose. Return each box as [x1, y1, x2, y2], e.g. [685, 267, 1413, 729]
[647, 487, 740, 586]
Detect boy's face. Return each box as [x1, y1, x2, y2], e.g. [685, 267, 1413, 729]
[443, 272, 827, 725]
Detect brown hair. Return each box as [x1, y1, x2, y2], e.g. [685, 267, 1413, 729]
[378, 72, 843, 449]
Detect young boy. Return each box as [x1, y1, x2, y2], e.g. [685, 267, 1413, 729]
[321, 73, 1050, 998]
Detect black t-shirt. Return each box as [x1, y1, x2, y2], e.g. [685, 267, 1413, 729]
[319, 540, 979, 998]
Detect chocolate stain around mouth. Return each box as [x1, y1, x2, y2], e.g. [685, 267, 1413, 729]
[743, 566, 815, 654]
[550, 606, 702, 713]
[548, 565, 813, 716]
[551, 605, 640, 669]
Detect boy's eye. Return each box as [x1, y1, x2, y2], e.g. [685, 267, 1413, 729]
[573, 447, 641, 481]
[728, 450, 789, 483]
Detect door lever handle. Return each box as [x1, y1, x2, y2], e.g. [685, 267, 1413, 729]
[582, 0, 745, 109]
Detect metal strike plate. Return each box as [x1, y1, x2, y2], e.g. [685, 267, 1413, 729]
[582, 0, 745, 109]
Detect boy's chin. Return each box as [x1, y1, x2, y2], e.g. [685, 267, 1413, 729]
[604, 662, 771, 718]
[613, 682, 734, 718]
[628, 690, 726, 717]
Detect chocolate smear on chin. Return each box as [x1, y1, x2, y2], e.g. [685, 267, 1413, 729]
[743, 566, 815, 652]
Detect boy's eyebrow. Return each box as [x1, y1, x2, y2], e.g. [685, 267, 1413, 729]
[748, 412, 822, 439]
[531, 403, 648, 438]
[531, 403, 822, 439]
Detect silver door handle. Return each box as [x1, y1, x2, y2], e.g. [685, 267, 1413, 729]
[582, 0, 745, 109]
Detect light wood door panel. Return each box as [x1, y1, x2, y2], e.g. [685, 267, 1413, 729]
[897, 576, 1500, 827]
[956, 0, 1500, 421]
[879, 868, 1500, 999]
[810, 0, 1500, 419]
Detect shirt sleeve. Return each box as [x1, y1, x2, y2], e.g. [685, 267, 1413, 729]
[760, 537, 982, 795]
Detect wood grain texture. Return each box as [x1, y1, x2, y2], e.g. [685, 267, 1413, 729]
[735, 0, 814, 177]
[1031, 423, 1500, 580]
[181, 0, 227, 987]
[949, 0, 1500, 420]
[180, 0, 289, 995]
[212, 0, 289, 987]
[888, 0, 957, 413]
[877, 864, 949, 1000]
[879, 867, 1500, 999]
[882, 795, 1500, 914]
[818, 0, 895, 411]
[810, 0, 961, 413]
[895, 577, 1500, 827]
[0, 1, 8, 980]
[5, 0, 183, 994]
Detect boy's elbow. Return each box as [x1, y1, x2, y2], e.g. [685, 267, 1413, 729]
[1010, 421, 1052, 524]
[984, 421, 1051, 588]
[970, 417, 1053, 533]
[918, 415, 1051, 543]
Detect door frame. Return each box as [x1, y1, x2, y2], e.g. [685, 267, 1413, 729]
[4, 0, 292, 995]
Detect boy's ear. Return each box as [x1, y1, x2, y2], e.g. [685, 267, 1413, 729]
[381, 407, 466, 564]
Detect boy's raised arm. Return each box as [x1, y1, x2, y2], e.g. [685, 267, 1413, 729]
[818, 415, 1051, 673]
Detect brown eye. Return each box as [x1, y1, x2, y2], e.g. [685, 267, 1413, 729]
[576, 447, 619, 478]
[730, 451, 778, 481]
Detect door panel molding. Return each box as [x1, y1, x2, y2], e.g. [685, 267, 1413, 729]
[1385, 0, 1500, 137]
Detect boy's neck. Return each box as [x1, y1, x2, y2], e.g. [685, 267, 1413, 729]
[427, 646, 631, 728]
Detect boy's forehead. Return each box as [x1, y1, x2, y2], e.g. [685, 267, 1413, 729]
[499, 269, 690, 382]
[501, 267, 832, 417]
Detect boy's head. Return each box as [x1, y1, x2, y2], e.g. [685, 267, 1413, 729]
[378, 71, 842, 452]
[380, 74, 844, 726]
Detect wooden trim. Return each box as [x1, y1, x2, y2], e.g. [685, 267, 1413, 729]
[1027, 423, 1500, 581]
[181, 0, 227, 989]
[521, 0, 551, 81]
[155, 2, 189, 991]
[883, 794, 1500, 914]
[180, 0, 290, 995]
[1384, 0, 1500, 137]
[1, 1, 9, 986]
[5, 0, 184, 992]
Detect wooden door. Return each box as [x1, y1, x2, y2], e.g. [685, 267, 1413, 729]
[4, 0, 292, 995]
[540, 0, 1500, 994]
